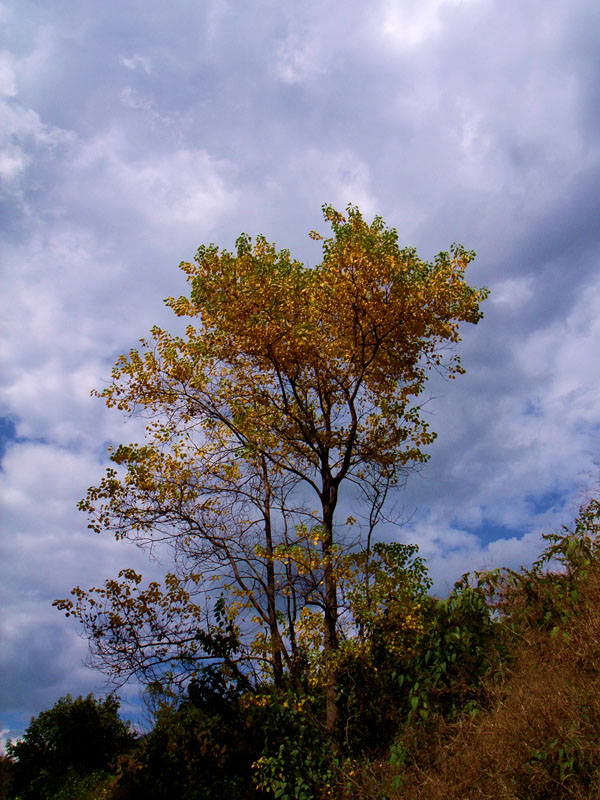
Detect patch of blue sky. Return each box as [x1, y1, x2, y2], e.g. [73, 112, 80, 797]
[454, 489, 569, 546]
[459, 519, 522, 547]
[524, 488, 566, 517]
[0, 711, 33, 752]
[0, 417, 17, 463]
[523, 398, 542, 417]
[0, 420, 57, 465]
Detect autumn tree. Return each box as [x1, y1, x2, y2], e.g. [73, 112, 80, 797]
[57, 204, 487, 735]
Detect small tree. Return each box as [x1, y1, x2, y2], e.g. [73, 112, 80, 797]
[57, 204, 487, 735]
[6, 694, 134, 800]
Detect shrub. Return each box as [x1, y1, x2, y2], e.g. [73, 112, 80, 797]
[112, 689, 255, 800]
[6, 694, 134, 800]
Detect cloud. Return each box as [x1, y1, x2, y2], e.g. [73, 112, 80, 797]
[0, 50, 17, 96]
[120, 54, 151, 74]
[292, 148, 380, 218]
[62, 126, 240, 233]
[0, 51, 74, 187]
[0, 729, 11, 754]
[0, 440, 155, 717]
[396, 271, 600, 577]
[378, 0, 484, 50]
[490, 277, 534, 308]
[275, 33, 323, 85]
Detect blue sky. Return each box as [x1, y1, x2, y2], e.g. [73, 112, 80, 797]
[1, 0, 599, 745]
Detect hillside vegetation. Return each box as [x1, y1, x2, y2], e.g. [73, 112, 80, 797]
[343, 497, 600, 800]
[4, 497, 600, 799]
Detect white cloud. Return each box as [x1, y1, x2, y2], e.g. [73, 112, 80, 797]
[491, 276, 534, 307]
[0, 727, 21, 755]
[120, 148, 238, 228]
[399, 274, 600, 545]
[401, 511, 550, 594]
[1, 227, 144, 448]
[514, 280, 600, 446]
[275, 33, 322, 85]
[0, 50, 17, 96]
[119, 86, 153, 111]
[378, 0, 484, 50]
[68, 127, 239, 233]
[0, 149, 24, 181]
[120, 54, 152, 74]
[0, 440, 160, 714]
[292, 148, 379, 218]
[119, 87, 182, 128]
[0, 55, 75, 186]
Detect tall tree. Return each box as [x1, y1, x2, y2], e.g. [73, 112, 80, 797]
[58, 204, 487, 735]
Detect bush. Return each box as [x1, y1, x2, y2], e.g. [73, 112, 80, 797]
[6, 694, 134, 800]
[0, 756, 13, 800]
[112, 685, 255, 800]
[243, 689, 334, 800]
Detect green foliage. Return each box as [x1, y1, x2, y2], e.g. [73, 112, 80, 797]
[246, 690, 334, 800]
[46, 769, 113, 800]
[400, 579, 501, 722]
[113, 688, 254, 800]
[0, 757, 14, 800]
[332, 543, 433, 755]
[6, 694, 134, 800]
[476, 497, 600, 638]
[344, 543, 432, 634]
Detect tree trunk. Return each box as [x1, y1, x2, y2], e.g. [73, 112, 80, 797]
[262, 458, 284, 688]
[322, 488, 339, 736]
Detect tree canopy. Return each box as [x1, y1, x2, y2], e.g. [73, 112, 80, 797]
[56, 204, 488, 735]
[6, 694, 134, 800]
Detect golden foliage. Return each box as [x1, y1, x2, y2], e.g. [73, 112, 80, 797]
[62, 205, 486, 712]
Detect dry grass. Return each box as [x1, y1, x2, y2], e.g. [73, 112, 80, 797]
[339, 568, 600, 800]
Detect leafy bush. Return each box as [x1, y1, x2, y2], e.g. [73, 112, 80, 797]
[0, 756, 14, 800]
[6, 694, 134, 800]
[400, 578, 502, 723]
[242, 689, 335, 800]
[112, 683, 255, 800]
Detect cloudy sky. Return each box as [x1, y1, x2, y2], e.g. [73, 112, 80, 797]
[1, 0, 599, 744]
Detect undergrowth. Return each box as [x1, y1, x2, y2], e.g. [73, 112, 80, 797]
[341, 498, 600, 799]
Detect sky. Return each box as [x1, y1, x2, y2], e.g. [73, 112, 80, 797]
[1, 0, 599, 746]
